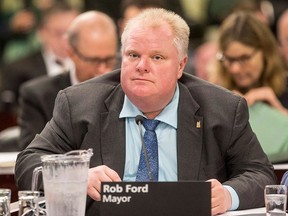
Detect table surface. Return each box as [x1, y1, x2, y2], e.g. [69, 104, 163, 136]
[220, 207, 264, 215]
[8, 204, 287, 216]
[220, 207, 288, 215]
[2, 153, 288, 215]
[274, 163, 288, 170]
[8, 200, 282, 216]
[1, 152, 287, 168]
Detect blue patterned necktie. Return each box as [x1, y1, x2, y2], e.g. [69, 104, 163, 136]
[136, 119, 160, 182]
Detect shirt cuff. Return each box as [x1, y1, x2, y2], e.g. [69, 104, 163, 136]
[223, 185, 239, 210]
[281, 171, 288, 185]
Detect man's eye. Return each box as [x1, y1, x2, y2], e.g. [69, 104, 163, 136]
[153, 55, 163, 60]
[129, 53, 139, 58]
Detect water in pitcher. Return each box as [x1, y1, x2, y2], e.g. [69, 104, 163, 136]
[44, 181, 87, 216]
[42, 153, 91, 216]
[32, 149, 93, 216]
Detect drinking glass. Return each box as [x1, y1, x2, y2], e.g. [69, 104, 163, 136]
[18, 191, 41, 216]
[265, 185, 287, 216]
[0, 189, 11, 216]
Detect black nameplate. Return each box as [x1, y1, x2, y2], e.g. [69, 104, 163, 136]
[100, 181, 211, 216]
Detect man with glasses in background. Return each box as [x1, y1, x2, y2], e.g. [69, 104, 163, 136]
[18, 10, 118, 150]
[0, 2, 79, 114]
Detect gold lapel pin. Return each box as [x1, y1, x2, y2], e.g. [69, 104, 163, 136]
[196, 121, 201, 128]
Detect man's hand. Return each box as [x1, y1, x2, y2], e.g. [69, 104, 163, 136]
[208, 179, 232, 215]
[87, 165, 121, 201]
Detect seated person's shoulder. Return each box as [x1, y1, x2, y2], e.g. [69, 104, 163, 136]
[20, 73, 70, 98]
[68, 69, 121, 91]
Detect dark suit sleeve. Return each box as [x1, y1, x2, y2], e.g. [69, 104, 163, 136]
[223, 97, 277, 209]
[15, 90, 78, 190]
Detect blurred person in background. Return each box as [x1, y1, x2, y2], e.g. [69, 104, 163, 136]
[0, 0, 43, 64]
[18, 10, 118, 150]
[0, 7, 36, 64]
[211, 11, 288, 163]
[191, 41, 218, 80]
[231, 0, 274, 27]
[0, 0, 83, 64]
[83, 0, 185, 25]
[190, 0, 274, 82]
[277, 10, 288, 70]
[112, 0, 168, 69]
[0, 2, 78, 114]
[212, 11, 288, 113]
[117, 0, 167, 35]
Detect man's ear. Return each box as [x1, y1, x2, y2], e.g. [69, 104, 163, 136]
[63, 35, 73, 57]
[177, 55, 188, 79]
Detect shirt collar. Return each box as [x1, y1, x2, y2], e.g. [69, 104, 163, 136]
[69, 61, 80, 85]
[42, 49, 74, 76]
[119, 84, 179, 129]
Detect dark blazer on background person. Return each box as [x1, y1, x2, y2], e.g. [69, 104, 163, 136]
[18, 72, 71, 150]
[15, 69, 276, 215]
[0, 50, 47, 109]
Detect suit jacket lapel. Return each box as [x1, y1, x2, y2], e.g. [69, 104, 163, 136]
[100, 84, 126, 178]
[36, 51, 47, 75]
[177, 83, 203, 180]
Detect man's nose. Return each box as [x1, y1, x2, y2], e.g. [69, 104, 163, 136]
[136, 57, 150, 73]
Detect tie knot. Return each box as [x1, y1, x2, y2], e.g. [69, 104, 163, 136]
[143, 119, 160, 131]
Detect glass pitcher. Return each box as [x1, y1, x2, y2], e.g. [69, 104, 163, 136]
[32, 149, 93, 216]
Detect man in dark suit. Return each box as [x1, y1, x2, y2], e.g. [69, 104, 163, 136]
[15, 8, 276, 215]
[0, 2, 78, 113]
[18, 10, 118, 150]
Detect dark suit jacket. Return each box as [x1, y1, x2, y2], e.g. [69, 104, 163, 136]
[15, 69, 276, 215]
[0, 50, 47, 110]
[18, 72, 71, 150]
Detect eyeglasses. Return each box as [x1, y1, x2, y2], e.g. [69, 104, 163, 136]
[216, 49, 258, 67]
[71, 44, 117, 68]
